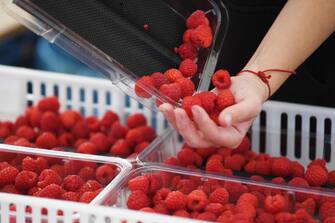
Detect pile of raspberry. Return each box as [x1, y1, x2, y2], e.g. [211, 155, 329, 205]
[134, 10, 215, 106]
[0, 153, 118, 204]
[126, 169, 335, 223]
[0, 96, 156, 158]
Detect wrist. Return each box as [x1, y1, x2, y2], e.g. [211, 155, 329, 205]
[238, 72, 269, 103]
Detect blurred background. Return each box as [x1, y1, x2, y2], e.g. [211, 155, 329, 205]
[0, 11, 100, 78]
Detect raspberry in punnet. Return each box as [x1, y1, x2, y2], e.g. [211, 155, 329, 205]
[215, 89, 235, 111]
[110, 139, 131, 157]
[95, 164, 117, 186]
[40, 111, 60, 133]
[186, 10, 209, 29]
[22, 156, 48, 174]
[187, 189, 209, 211]
[264, 194, 287, 214]
[179, 59, 198, 78]
[212, 70, 231, 90]
[0, 166, 19, 186]
[127, 190, 151, 210]
[183, 29, 193, 44]
[177, 43, 198, 60]
[191, 25, 213, 48]
[150, 72, 169, 89]
[165, 191, 187, 211]
[128, 176, 150, 193]
[271, 157, 291, 177]
[127, 114, 147, 129]
[164, 69, 183, 83]
[159, 83, 182, 103]
[37, 96, 60, 113]
[209, 188, 229, 205]
[305, 164, 328, 186]
[35, 132, 58, 149]
[134, 76, 155, 99]
[175, 78, 195, 98]
[63, 175, 84, 192]
[181, 96, 202, 119]
[15, 126, 36, 142]
[37, 169, 62, 188]
[15, 170, 38, 191]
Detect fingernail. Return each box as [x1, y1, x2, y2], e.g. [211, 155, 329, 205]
[224, 115, 232, 127]
[191, 106, 200, 117]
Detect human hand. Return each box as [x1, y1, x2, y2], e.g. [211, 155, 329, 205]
[159, 73, 269, 148]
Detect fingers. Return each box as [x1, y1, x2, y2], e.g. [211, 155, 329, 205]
[159, 103, 177, 129]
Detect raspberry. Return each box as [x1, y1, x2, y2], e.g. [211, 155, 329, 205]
[50, 164, 65, 178]
[85, 116, 100, 132]
[63, 175, 84, 192]
[179, 59, 198, 78]
[181, 96, 202, 119]
[204, 203, 224, 216]
[177, 43, 198, 60]
[290, 161, 305, 178]
[78, 167, 95, 181]
[77, 142, 98, 155]
[187, 189, 209, 211]
[78, 180, 102, 194]
[62, 191, 80, 201]
[186, 10, 209, 29]
[0, 162, 11, 170]
[60, 110, 81, 129]
[294, 208, 315, 223]
[159, 83, 182, 104]
[127, 190, 151, 210]
[89, 133, 109, 153]
[146, 174, 162, 194]
[308, 159, 327, 170]
[209, 188, 229, 205]
[295, 198, 316, 216]
[95, 165, 116, 185]
[100, 111, 119, 131]
[212, 70, 231, 90]
[195, 147, 217, 159]
[288, 177, 310, 202]
[110, 139, 131, 157]
[175, 78, 195, 98]
[224, 182, 248, 203]
[183, 29, 193, 43]
[164, 68, 183, 83]
[0, 124, 11, 139]
[71, 120, 90, 139]
[128, 176, 150, 193]
[305, 165, 328, 186]
[196, 92, 217, 114]
[271, 157, 291, 177]
[206, 155, 226, 174]
[255, 212, 275, 223]
[25, 106, 41, 127]
[153, 188, 171, 205]
[14, 170, 38, 191]
[58, 132, 74, 147]
[224, 154, 246, 171]
[154, 203, 169, 214]
[320, 202, 335, 222]
[272, 177, 285, 184]
[150, 72, 169, 89]
[40, 111, 61, 133]
[109, 122, 128, 139]
[134, 142, 149, 153]
[13, 138, 35, 148]
[275, 212, 295, 223]
[244, 160, 256, 174]
[14, 115, 29, 130]
[127, 114, 147, 129]
[217, 210, 234, 222]
[264, 194, 287, 214]
[177, 179, 197, 195]
[126, 128, 145, 146]
[22, 156, 48, 174]
[37, 96, 60, 112]
[196, 212, 217, 221]
[15, 126, 36, 142]
[35, 184, 64, 199]
[173, 210, 190, 218]
[238, 193, 259, 208]
[1, 184, 20, 194]
[79, 189, 101, 203]
[0, 166, 19, 186]
[235, 202, 257, 221]
[165, 191, 187, 211]
[38, 169, 62, 188]
[328, 171, 335, 186]
[134, 76, 155, 98]
[35, 132, 58, 149]
[191, 25, 213, 48]
[216, 89, 235, 111]
[63, 160, 81, 175]
[255, 160, 272, 175]
[325, 217, 335, 223]
[177, 148, 203, 166]
[234, 136, 251, 154]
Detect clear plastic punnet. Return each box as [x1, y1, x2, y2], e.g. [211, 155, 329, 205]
[0, 0, 229, 111]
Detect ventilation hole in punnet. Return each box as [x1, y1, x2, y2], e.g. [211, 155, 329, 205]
[66, 105, 72, 110]
[164, 119, 169, 129]
[324, 118, 332, 162]
[106, 92, 111, 105]
[151, 111, 157, 130]
[294, 115, 302, 158]
[53, 85, 59, 97]
[138, 103, 144, 109]
[280, 113, 288, 156]
[27, 81, 33, 94]
[66, 87, 72, 100]
[125, 95, 131, 108]
[259, 111, 266, 153]
[40, 83, 46, 96]
[93, 108, 99, 117]
[27, 100, 33, 107]
[80, 88, 85, 102]
[105, 216, 112, 223]
[80, 107, 85, 116]
[93, 90, 98, 104]
[309, 116, 317, 160]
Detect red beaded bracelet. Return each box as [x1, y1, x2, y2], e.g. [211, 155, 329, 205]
[236, 69, 296, 97]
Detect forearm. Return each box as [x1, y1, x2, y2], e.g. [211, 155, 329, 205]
[244, 0, 335, 97]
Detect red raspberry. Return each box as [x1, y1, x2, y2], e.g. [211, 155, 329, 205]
[15, 126, 36, 142]
[179, 59, 198, 78]
[183, 29, 193, 43]
[164, 68, 183, 83]
[196, 212, 217, 221]
[35, 132, 58, 149]
[255, 160, 272, 175]
[325, 217, 335, 223]
[78, 180, 102, 194]
[233, 136, 251, 154]
[77, 142, 98, 155]
[275, 212, 295, 223]
[25, 106, 42, 127]
[22, 156, 48, 174]
[295, 198, 316, 216]
[13, 138, 35, 148]
[146, 174, 162, 194]
[288, 177, 310, 202]
[89, 133, 109, 153]
[0, 162, 11, 170]
[290, 161, 305, 178]
[272, 177, 285, 184]
[150, 72, 169, 89]
[187, 189, 209, 211]
[127, 114, 147, 129]
[100, 111, 119, 131]
[38, 169, 62, 188]
[50, 164, 65, 178]
[58, 132, 74, 147]
[126, 128, 145, 146]
[14, 115, 29, 130]
[216, 89, 235, 111]
[244, 160, 257, 174]
[134, 142, 149, 154]
[217, 210, 234, 222]
[79, 189, 101, 203]
[60, 110, 81, 129]
[154, 203, 169, 214]
[204, 203, 224, 216]
[40, 111, 60, 133]
[181, 95, 202, 119]
[235, 202, 257, 221]
[271, 157, 291, 177]
[63, 175, 84, 192]
[165, 191, 187, 211]
[212, 70, 231, 90]
[127, 190, 151, 210]
[191, 25, 213, 48]
[128, 176, 150, 193]
[37, 96, 60, 112]
[224, 154, 246, 171]
[209, 188, 229, 205]
[177, 43, 198, 60]
[85, 116, 100, 132]
[238, 193, 259, 208]
[35, 184, 64, 199]
[328, 170, 335, 186]
[71, 120, 90, 139]
[173, 210, 190, 218]
[305, 165, 328, 186]
[0, 166, 19, 186]
[62, 191, 80, 201]
[255, 212, 275, 223]
[78, 167, 95, 181]
[159, 83, 182, 103]
[320, 202, 335, 222]
[186, 10, 209, 29]
[1, 184, 20, 194]
[177, 148, 203, 166]
[153, 188, 171, 205]
[206, 155, 226, 174]
[110, 139, 131, 157]
[63, 160, 81, 175]
[264, 194, 287, 214]
[14, 170, 38, 191]
[177, 179, 197, 195]
[308, 159, 327, 170]
[175, 78, 195, 98]
[164, 157, 182, 167]
[0, 124, 11, 139]
[224, 181, 248, 203]
[294, 208, 315, 223]
[195, 147, 217, 159]
[95, 164, 116, 185]
[197, 91, 217, 114]
[109, 122, 128, 139]
[134, 76, 155, 98]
